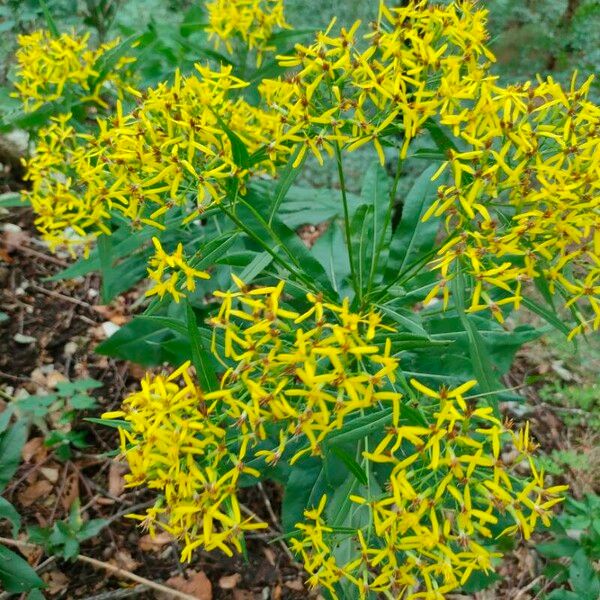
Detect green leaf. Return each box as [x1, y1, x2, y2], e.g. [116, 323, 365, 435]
[192, 233, 240, 270]
[360, 162, 392, 287]
[268, 145, 303, 223]
[50, 224, 155, 282]
[330, 446, 367, 485]
[0, 419, 28, 492]
[69, 395, 97, 410]
[277, 185, 362, 229]
[424, 119, 459, 154]
[39, 0, 59, 36]
[185, 303, 218, 392]
[452, 271, 500, 413]
[84, 418, 131, 430]
[281, 460, 325, 534]
[95, 316, 174, 365]
[311, 223, 351, 296]
[228, 252, 273, 290]
[97, 234, 114, 304]
[385, 165, 442, 279]
[521, 297, 571, 337]
[218, 119, 250, 168]
[545, 591, 579, 600]
[377, 304, 428, 337]
[460, 569, 501, 593]
[0, 545, 43, 593]
[0, 192, 23, 208]
[236, 192, 337, 299]
[0, 405, 14, 434]
[350, 204, 374, 295]
[78, 518, 108, 541]
[55, 379, 102, 394]
[569, 549, 600, 597]
[538, 537, 580, 559]
[91, 35, 140, 87]
[0, 497, 21, 537]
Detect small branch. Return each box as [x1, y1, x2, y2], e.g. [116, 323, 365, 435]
[28, 283, 93, 310]
[257, 482, 282, 533]
[0, 537, 198, 600]
[79, 585, 149, 600]
[77, 555, 200, 600]
[19, 245, 69, 268]
[514, 575, 544, 600]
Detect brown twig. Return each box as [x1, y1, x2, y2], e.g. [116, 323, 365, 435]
[28, 283, 93, 310]
[18, 245, 69, 268]
[514, 575, 544, 600]
[79, 584, 149, 600]
[257, 482, 282, 533]
[0, 537, 198, 600]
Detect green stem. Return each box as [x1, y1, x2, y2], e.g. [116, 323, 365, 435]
[367, 152, 403, 301]
[220, 203, 316, 295]
[334, 142, 359, 302]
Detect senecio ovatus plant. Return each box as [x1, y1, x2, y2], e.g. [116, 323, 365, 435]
[13, 0, 599, 597]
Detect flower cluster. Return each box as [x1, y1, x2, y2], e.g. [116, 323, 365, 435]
[146, 237, 210, 302]
[292, 379, 568, 599]
[102, 363, 267, 560]
[208, 277, 401, 463]
[107, 278, 566, 595]
[107, 279, 403, 558]
[206, 0, 290, 65]
[22, 114, 111, 255]
[12, 29, 135, 112]
[424, 74, 600, 336]
[260, 0, 494, 166]
[23, 65, 291, 252]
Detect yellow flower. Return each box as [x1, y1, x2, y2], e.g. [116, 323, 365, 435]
[145, 237, 210, 302]
[206, 0, 290, 65]
[293, 372, 566, 599]
[13, 29, 135, 112]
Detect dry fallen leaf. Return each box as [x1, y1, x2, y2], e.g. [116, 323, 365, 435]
[108, 460, 127, 498]
[60, 470, 79, 512]
[18, 479, 53, 507]
[46, 370, 68, 388]
[262, 547, 276, 567]
[138, 531, 173, 552]
[110, 549, 140, 572]
[166, 570, 212, 600]
[232, 590, 255, 600]
[218, 573, 241, 589]
[21, 437, 45, 463]
[42, 569, 69, 596]
[40, 466, 59, 483]
[284, 578, 304, 591]
[18, 533, 43, 563]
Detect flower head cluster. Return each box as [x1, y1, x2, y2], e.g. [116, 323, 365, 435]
[206, 0, 290, 64]
[146, 237, 210, 302]
[292, 379, 568, 599]
[22, 114, 111, 255]
[106, 278, 565, 592]
[102, 362, 267, 560]
[260, 0, 494, 166]
[208, 277, 401, 463]
[12, 29, 135, 112]
[424, 74, 600, 336]
[108, 279, 401, 555]
[23, 65, 291, 252]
